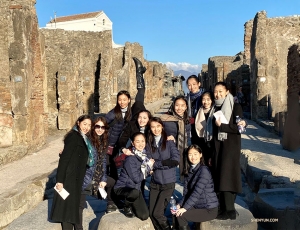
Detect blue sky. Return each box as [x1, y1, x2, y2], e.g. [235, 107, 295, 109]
[36, 0, 300, 73]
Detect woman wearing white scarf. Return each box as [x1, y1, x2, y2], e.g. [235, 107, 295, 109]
[211, 82, 246, 221]
[194, 91, 215, 166]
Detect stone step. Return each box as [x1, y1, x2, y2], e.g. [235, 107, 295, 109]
[3, 196, 107, 230]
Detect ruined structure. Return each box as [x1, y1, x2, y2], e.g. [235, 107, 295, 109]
[0, 1, 181, 166]
[245, 11, 300, 133]
[282, 44, 300, 151]
[0, 0, 48, 165]
[200, 53, 250, 110]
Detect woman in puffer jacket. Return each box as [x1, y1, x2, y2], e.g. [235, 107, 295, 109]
[172, 144, 218, 230]
[147, 117, 180, 230]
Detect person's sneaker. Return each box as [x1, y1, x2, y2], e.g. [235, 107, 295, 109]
[123, 206, 135, 218]
[106, 204, 118, 213]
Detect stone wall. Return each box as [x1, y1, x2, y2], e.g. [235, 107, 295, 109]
[40, 28, 113, 130]
[247, 11, 300, 126]
[282, 44, 300, 151]
[202, 54, 250, 98]
[0, 0, 48, 165]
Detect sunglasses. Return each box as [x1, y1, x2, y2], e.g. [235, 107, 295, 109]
[95, 125, 106, 130]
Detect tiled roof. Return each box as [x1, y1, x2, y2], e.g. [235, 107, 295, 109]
[49, 11, 103, 23]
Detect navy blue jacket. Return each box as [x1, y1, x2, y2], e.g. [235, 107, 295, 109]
[114, 155, 144, 191]
[178, 164, 218, 210]
[105, 109, 128, 147]
[163, 120, 191, 147]
[146, 140, 180, 185]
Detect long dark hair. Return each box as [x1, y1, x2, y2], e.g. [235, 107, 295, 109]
[91, 116, 109, 154]
[64, 114, 92, 140]
[182, 144, 205, 176]
[168, 95, 189, 124]
[148, 117, 167, 152]
[114, 90, 132, 122]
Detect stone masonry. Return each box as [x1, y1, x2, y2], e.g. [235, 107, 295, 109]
[200, 53, 250, 103]
[0, 0, 181, 166]
[0, 0, 48, 166]
[282, 44, 300, 151]
[246, 11, 300, 133]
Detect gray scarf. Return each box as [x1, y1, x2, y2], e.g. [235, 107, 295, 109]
[215, 93, 234, 141]
[195, 106, 215, 142]
[154, 135, 161, 147]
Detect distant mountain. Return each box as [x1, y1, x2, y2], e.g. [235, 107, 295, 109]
[173, 70, 198, 94]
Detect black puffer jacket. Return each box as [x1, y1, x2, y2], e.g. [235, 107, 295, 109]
[178, 164, 218, 210]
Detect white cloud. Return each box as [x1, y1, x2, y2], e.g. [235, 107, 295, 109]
[165, 62, 201, 73]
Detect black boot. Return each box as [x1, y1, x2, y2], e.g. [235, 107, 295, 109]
[133, 57, 146, 89]
[179, 225, 190, 230]
[124, 204, 134, 218]
[160, 221, 171, 230]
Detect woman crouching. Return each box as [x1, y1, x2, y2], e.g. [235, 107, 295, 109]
[114, 132, 154, 220]
[172, 145, 218, 230]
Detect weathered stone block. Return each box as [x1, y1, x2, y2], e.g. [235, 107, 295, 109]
[253, 188, 299, 230]
[98, 212, 154, 230]
[200, 203, 257, 230]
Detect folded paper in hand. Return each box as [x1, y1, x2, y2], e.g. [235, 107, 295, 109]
[213, 111, 228, 124]
[54, 187, 69, 200]
[98, 187, 107, 199]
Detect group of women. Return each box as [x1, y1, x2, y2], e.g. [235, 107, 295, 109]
[50, 69, 247, 230]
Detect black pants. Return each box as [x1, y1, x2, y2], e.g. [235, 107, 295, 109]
[61, 194, 86, 230]
[218, 191, 236, 212]
[149, 182, 175, 229]
[114, 187, 149, 220]
[176, 207, 218, 226]
[105, 176, 116, 205]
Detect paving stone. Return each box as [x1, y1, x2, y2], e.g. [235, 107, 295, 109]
[200, 203, 257, 230]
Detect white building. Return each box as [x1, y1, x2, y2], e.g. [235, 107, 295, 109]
[45, 11, 123, 48]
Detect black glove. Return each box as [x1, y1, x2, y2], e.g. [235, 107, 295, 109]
[162, 159, 178, 167]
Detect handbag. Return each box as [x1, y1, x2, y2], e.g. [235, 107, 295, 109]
[107, 146, 114, 155]
[114, 153, 127, 168]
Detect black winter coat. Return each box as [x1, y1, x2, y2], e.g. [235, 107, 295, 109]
[212, 103, 243, 193]
[50, 130, 88, 224]
[179, 164, 218, 210]
[117, 120, 149, 150]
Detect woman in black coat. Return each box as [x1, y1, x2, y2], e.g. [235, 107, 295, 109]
[212, 82, 246, 220]
[50, 115, 93, 230]
[173, 145, 218, 230]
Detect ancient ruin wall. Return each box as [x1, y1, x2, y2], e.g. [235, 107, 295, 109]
[282, 44, 300, 150]
[0, 0, 48, 165]
[248, 11, 300, 123]
[40, 29, 113, 130]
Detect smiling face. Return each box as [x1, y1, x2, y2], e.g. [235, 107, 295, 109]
[150, 121, 163, 136]
[187, 148, 202, 165]
[138, 112, 150, 127]
[78, 118, 92, 135]
[202, 93, 213, 109]
[94, 120, 105, 136]
[174, 98, 187, 117]
[214, 84, 229, 100]
[118, 94, 130, 109]
[132, 134, 146, 152]
[187, 78, 201, 94]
